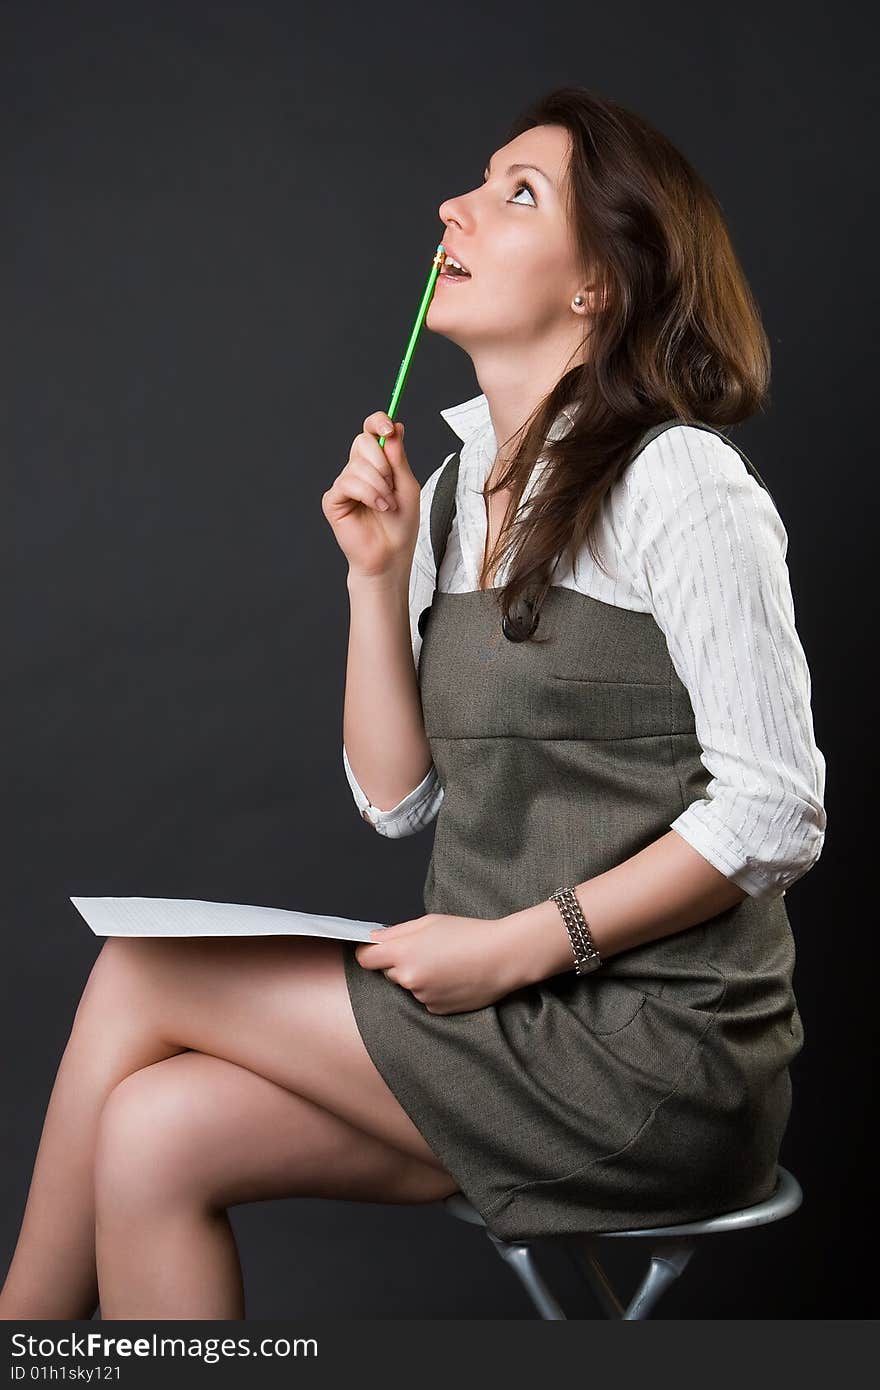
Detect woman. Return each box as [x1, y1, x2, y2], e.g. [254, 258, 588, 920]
[0, 86, 825, 1320]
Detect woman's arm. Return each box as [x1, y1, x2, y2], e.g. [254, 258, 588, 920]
[503, 426, 827, 988]
[342, 459, 450, 833]
[503, 828, 748, 987]
[343, 568, 435, 812]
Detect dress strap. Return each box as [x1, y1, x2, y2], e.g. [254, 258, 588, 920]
[429, 450, 462, 574]
[629, 419, 780, 515]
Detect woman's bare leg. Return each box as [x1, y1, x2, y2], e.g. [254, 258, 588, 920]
[0, 933, 458, 1320]
[0, 942, 186, 1320]
[94, 1048, 457, 1320]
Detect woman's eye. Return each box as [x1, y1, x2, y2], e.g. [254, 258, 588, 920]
[480, 174, 536, 206]
[510, 181, 536, 206]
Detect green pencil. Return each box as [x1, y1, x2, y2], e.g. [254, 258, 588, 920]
[378, 243, 447, 450]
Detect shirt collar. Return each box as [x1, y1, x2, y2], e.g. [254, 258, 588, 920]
[437, 392, 578, 588]
[438, 391, 578, 450]
[438, 392, 494, 443]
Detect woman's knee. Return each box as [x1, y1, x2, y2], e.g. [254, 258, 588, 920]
[94, 1056, 210, 1214]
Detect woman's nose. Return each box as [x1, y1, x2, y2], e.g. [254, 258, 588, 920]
[438, 189, 470, 226]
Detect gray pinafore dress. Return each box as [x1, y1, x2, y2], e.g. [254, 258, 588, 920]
[342, 419, 805, 1242]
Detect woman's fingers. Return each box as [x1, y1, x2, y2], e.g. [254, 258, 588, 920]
[354, 428, 402, 478]
[364, 410, 396, 440]
[370, 919, 423, 938]
[329, 465, 395, 513]
[346, 456, 398, 509]
[354, 942, 387, 968]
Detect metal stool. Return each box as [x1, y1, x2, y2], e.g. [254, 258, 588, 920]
[440, 1165, 802, 1319]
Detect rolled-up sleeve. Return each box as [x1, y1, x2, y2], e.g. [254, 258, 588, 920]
[343, 742, 443, 837]
[341, 456, 453, 837]
[627, 427, 827, 901]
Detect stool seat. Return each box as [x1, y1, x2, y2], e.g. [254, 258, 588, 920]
[439, 1165, 802, 1319]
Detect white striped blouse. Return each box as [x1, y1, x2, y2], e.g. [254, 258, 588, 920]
[343, 392, 827, 902]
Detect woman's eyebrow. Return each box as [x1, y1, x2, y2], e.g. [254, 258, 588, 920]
[483, 157, 553, 186]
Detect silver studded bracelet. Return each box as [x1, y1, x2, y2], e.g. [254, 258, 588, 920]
[550, 886, 603, 976]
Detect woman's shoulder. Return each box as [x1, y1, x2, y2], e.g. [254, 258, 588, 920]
[623, 424, 781, 511]
[624, 423, 752, 492]
[618, 422, 788, 557]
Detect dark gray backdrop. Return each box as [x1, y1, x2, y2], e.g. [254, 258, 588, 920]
[3, 0, 872, 1319]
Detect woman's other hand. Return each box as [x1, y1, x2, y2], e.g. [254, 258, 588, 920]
[354, 914, 528, 1014]
[322, 411, 422, 582]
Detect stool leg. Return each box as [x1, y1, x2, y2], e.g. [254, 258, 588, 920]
[485, 1232, 568, 1320]
[565, 1238, 626, 1319]
[623, 1238, 697, 1320]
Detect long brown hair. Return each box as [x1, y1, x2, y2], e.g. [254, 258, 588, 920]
[480, 85, 772, 640]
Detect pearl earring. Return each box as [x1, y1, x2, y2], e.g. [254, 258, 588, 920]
[572, 294, 585, 307]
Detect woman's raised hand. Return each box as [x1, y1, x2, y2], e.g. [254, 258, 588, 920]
[322, 411, 422, 580]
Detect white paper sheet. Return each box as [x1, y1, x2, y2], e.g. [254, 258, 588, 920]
[69, 896, 390, 941]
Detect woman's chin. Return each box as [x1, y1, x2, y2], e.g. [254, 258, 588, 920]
[426, 299, 475, 341]
[425, 308, 463, 345]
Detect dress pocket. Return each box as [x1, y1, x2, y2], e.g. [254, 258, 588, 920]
[546, 676, 671, 741]
[583, 976, 649, 1034]
[548, 973, 649, 1035]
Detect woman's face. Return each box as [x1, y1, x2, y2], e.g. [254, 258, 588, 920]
[427, 123, 584, 351]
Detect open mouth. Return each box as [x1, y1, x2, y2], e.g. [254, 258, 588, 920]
[439, 254, 472, 283]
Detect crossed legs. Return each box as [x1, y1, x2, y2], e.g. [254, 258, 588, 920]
[0, 934, 459, 1320]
